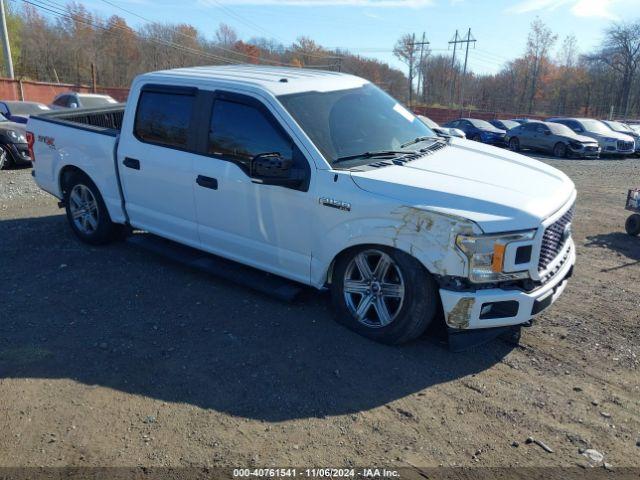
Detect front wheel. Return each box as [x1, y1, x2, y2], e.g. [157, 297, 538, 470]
[0, 146, 12, 170]
[553, 142, 567, 158]
[330, 247, 438, 345]
[626, 214, 640, 236]
[509, 137, 520, 152]
[64, 172, 121, 245]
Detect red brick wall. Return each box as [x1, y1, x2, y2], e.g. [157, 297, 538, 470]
[0, 77, 129, 104]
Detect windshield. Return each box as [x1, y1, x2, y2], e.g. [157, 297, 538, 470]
[278, 83, 435, 164]
[547, 122, 576, 136]
[8, 102, 50, 115]
[581, 119, 614, 134]
[605, 120, 631, 132]
[80, 96, 118, 108]
[468, 118, 498, 129]
[419, 116, 439, 129]
[498, 120, 519, 130]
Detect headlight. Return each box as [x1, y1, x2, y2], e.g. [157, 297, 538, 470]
[7, 130, 26, 143]
[455, 230, 536, 283]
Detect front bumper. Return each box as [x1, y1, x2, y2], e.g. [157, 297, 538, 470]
[6, 142, 31, 164]
[440, 241, 575, 330]
[568, 145, 600, 158]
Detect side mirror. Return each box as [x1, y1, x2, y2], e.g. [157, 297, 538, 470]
[250, 152, 304, 188]
[69, 102, 78, 109]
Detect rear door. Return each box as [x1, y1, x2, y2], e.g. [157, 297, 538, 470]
[520, 123, 538, 149]
[117, 84, 200, 246]
[191, 90, 313, 283]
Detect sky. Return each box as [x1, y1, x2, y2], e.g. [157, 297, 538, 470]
[76, 0, 640, 75]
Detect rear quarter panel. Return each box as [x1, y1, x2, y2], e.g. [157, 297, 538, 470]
[29, 118, 126, 223]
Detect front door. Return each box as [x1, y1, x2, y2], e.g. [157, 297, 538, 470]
[192, 91, 314, 284]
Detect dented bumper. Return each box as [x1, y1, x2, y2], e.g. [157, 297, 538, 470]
[439, 245, 575, 330]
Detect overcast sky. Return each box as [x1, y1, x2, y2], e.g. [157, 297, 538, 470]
[78, 0, 639, 75]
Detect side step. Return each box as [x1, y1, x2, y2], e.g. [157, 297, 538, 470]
[126, 233, 303, 302]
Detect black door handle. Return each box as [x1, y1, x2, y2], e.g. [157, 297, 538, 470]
[196, 175, 218, 190]
[123, 157, 140, 170]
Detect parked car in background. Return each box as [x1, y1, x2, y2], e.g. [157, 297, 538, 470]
[442, 118, 506, 146]
[506, 121, 600, 158]
[547, 117, 635, 156]
[0, 113, 30, 169]
[51, 92, 118, 109]
[601, 120, 640, 155]
[418, 115, 466, 139]
[0, 101, 50, 124]
[490, 119, 520, 131]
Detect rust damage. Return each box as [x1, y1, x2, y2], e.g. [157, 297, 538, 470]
[446, 297, 474, 329]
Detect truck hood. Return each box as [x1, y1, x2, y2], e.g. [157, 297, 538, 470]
[349, 138, 575, 233]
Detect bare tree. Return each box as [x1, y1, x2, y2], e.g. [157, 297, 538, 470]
[525, 18, 557, 113]
[589, 21, 640, 116]
[393, 33, 419, 105]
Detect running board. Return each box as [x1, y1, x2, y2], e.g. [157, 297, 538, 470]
[126, 233, 303, 302]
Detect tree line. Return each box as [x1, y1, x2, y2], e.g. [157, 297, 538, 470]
[3, 2, 640, 119]
[396, 18, 640, 119]
[1, 2, 408, 99]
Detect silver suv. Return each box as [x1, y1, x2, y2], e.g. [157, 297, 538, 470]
[547, 118, 635, 156]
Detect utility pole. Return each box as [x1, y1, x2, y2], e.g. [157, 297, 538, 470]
[458, 28, 476, 110]
[448, 30, 460, 107]
[0, 0, 14, 79]
[407, 33, 430, 108]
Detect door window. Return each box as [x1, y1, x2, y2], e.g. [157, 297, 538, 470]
[208, 99, 293, 171]
[134, 91, 195, 149]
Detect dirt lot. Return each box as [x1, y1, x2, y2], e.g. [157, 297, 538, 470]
[0, 158, 639, 471]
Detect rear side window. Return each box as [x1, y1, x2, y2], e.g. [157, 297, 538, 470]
[134, 91, 194, 149]
[208, 99, 292, 169]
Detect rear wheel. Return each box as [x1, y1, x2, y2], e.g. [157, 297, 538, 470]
[626, 214, 640, 236]
[509, 137, 520, 152]
[330, 247, 438, 345]
[553, 142, 567, 158]
[63, 172, 120, 245]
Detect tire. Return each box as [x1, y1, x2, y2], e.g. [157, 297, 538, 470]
[0, 146, 12, 170]
[625, 214, 640, 237]
[472, 134, 482, 142]
[553, 142, 567, 158]
[330, 246, 438, 345]
[63, 171, 120, 245]
[509, 137, 520, 152]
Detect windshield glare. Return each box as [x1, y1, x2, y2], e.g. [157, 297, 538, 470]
[468, 119, 497, 129]
[548, 123, 575, 136]
[8, 103, 50, 115]
[581, 119, 613, 134]
[278, 84, 435, 164]
[80, 96, 117, 108]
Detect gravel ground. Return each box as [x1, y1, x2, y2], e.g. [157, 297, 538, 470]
[0, 158, 639, 471]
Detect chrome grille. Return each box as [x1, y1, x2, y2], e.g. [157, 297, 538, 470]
[538, 204, 574, 272]
[617, 140, 634, 151]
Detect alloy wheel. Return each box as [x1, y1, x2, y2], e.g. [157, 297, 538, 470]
[343, 249, 405, 328]
[68, 184, 99, 235]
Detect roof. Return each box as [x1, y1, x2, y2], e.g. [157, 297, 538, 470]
[140, 64, 369, 96]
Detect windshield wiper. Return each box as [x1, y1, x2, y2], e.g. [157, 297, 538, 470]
[333, 150, 416, 165]
[400, 136, 439, 149]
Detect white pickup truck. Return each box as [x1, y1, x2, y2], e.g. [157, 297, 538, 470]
[28, 65, 576, 345]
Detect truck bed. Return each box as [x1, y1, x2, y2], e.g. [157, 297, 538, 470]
[31, 105, 125, 136]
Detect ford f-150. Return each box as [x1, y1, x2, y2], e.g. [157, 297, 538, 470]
[28, 65, 576, 345]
